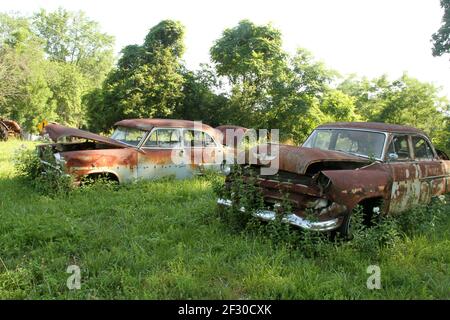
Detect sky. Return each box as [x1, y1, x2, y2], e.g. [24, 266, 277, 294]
[1, 0, 449, 98]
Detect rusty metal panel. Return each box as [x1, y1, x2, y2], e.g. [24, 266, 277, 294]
[63, 148, 138, 183]
[45, 123, 129, 148]
[258, 144, 370, 175]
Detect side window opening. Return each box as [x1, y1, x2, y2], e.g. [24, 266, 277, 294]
[203, 133, 216, 147]
[144, 129, 181, 148]
[183, 130, 216, 147]
[412, 136, 434, 161]
[387, 135, 410, 161]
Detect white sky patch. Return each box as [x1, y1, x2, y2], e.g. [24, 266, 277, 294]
[1, 0, 449, 98]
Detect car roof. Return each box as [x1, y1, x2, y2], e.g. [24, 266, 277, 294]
[316, 122, 428, 136]
[114, 118, 221, 141]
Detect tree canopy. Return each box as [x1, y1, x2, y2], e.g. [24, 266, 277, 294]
[0, 12, 448, 154]
[0, 8, 114, 132]
[432, 0, 450, 58]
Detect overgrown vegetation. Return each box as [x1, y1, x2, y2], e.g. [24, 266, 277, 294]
[214, 166, 450, 262]
[13, 144, 73, 195]
[0, 140, 449, 299]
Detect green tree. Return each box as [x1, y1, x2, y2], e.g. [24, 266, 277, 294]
[0, 10, 114, 131]
[174, 65, 229, 126]
[0, 15, 54, 132]
[338, 74, 449, 152]
[87, 20, 186, 132]
[210, 22, 348, 143]
[210, 20, 288, 128]
[32, 7, 114, 86]
[338, 74, 390, 121]
[374, 74, 448, 137]
[432, 0, 450, 58]
[262, 48, 341, 143]
[320, 90, 359, 122]
[46, 62, 87, 127]
[0, 44, 54, 132]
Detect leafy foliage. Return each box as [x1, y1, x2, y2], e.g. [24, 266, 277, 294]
[432, 0, 450, 58]
[32, 8, 114, 86]
[86, 20, 186, 132]
[0, 13, 448, 148]
[0, 9, 114, 132]
[14, 145, 73, 195]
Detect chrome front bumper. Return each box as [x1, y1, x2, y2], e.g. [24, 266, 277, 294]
[217, 198, 341, 232]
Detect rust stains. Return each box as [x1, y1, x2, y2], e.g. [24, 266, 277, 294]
[252, 144, 371, 175]
[44, 123, 129, 148]
[0, 118, 22, 141]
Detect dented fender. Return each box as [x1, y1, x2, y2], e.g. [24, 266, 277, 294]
[317, 164, 392, 212]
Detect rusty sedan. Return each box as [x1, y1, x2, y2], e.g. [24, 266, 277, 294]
[39, 119, 233, 184]
[218, 122, 450, 236]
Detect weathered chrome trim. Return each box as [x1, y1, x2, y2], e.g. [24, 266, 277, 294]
[40, 160, 62, 173]
[217, 198, 340, 232]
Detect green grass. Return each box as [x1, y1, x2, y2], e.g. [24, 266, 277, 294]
[0, 139, 449, 299]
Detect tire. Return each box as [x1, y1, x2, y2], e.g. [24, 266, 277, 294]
[330, 213, 353, 240]
[0, 125, 8, 141]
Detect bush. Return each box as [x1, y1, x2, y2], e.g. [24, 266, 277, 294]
[394, 196, 447, 236]
[14, 146, 74, 195]
[347, 206, 400, 257]
[215, 167, 449, 258]
[214, 166, 334, 256]
[215, 165, 265, 231]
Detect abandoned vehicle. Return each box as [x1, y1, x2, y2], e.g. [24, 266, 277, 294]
[39, 119, 236, 184]
[217, 122, 450, 236]
[0, 118, 22, 141]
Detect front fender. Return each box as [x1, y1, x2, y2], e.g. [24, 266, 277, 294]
[319, 166, 392, 211]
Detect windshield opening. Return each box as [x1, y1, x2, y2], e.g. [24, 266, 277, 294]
[303, 129, 386, 159]
[111, 126, 146, 146]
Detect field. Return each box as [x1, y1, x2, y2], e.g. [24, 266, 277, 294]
[0, 139, 449, 299]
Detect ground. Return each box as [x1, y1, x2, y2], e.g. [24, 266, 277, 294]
[0, 139, 449, 299]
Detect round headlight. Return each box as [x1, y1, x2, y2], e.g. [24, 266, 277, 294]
[221, 163, 231, 175]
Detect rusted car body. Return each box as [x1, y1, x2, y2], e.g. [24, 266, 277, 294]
[0, 118, 22, 141]
[39, 119, 234, 184]
[218, 122, 450, 234]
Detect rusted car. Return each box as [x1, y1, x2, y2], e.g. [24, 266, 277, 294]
[0, 118, 22, 141]
[218, 122, 450, 236]
[39, 119, 234, 184]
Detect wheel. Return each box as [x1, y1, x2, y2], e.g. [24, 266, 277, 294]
[329, 213, 353, 240]
[0, 125, 8, 141]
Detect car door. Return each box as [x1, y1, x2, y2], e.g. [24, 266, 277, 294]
[385, 134, 421, 213]
[411, 135, 447, 201]
[182, 129, 222, 175]
[137, 128, 189, 180]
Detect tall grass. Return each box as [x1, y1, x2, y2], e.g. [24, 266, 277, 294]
[0, 139, 449, 299]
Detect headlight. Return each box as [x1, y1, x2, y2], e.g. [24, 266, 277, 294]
[221, 163, 231, 175]
[54, 153, 66, 166]
[312, 198, 329, 209]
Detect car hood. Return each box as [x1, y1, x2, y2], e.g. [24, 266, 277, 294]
[253, 144, 371, 175]
[44, 123, 129, 148]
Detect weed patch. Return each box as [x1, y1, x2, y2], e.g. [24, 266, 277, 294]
[14, 145, 74, 195]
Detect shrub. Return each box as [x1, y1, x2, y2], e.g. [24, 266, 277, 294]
[394, 196, 447, 236]
[214, 166, 449, 258]
[347, 206, 400, 257]
[14, 146, 74, 195]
